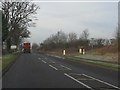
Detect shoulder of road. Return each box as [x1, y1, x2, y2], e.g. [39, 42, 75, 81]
[46, 53, 119, 71]
[1, 52, 21, 76]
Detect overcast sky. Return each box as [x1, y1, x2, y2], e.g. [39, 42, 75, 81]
[27, 1, 118, 44]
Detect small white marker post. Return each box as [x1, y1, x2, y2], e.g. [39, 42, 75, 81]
[79, 48, 82, 54]
[63, 50, 66, 56]
[83, 49, 85, 54]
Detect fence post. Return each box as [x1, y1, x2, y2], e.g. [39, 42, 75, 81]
[79, 48, 82, 54]
[83, 49, 85, 54]
[63, 50, 66, 56]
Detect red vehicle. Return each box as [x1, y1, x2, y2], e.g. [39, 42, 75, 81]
[23, 42, 31, 53]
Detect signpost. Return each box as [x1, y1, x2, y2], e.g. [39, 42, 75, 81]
[10, 45, 17, 50]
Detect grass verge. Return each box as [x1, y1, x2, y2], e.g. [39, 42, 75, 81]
[2, 53, 19, 75]
[65, 56, 120, 71]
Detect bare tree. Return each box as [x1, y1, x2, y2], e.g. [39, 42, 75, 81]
[79, 29, 90, 48]
[41, 31, 68, 50]
[2, 1, 39, 52]
[95, 38, 105, 47]
[32, 43, 39, 52]
[68, 32, 77, 43]
[68, 32, 77, 48]
[2, 2, 39, 40]
[80, 29, 89, 40]
[56, 31, 67, 44]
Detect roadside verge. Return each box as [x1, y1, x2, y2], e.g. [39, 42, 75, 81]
[65, 56, 119, 71]
[2, 52, 21, 76]
[47, 53, 119, 71]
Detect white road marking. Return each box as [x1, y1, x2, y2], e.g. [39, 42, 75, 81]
[64, 73, 94, 90]
[47, 54, 65, 59]
[51, 61, 55, 63]
[49, 65, 58, 70]
[82, 74, 120, 89]
[60, 65, 72, 70]
[67, 73, 83, 76]
[41, 60, 47, 63]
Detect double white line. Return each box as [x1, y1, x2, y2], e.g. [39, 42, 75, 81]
[83, 74, 120, 89]
[64, 73, 93, 89]
[64, 73, 120, 90]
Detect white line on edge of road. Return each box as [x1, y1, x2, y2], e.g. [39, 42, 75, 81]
[82, 74, 120, 90]
[47, 54, 65, 59]
[49, 65, 58, 70]
[41, 60, 47, 63]
[60, 65, 72, 70]
[64, 73, 94, 90]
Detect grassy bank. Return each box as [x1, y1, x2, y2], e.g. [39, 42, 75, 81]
[43, 50, 119, 71]
[2, 53, 18, 73]
[65, 56, 120, 71]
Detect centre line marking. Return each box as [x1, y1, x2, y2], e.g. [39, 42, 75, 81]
[82, 74, 120, 89]
[50, 61, 55, 63]
[60, 65, 72, 70]
[64, 73, 94, 90]
[41, 60, 47, 63]
[49, 65, 58, 70]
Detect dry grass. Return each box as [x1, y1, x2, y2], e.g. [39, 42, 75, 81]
[46, 48, 80, 57]
[94, 45, 118, 55]
[43, 45, 118, 63]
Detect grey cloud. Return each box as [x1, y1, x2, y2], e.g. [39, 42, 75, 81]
[28, 2, 118, 44]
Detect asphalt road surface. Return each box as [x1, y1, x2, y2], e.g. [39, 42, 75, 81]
[2, 53, 120, 89]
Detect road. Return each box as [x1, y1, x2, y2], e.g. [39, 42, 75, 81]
[2, 53, 119, 89]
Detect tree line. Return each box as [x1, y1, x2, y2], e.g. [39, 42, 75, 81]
[1, 1, 39, 53]
[38, 29, 119, 52]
